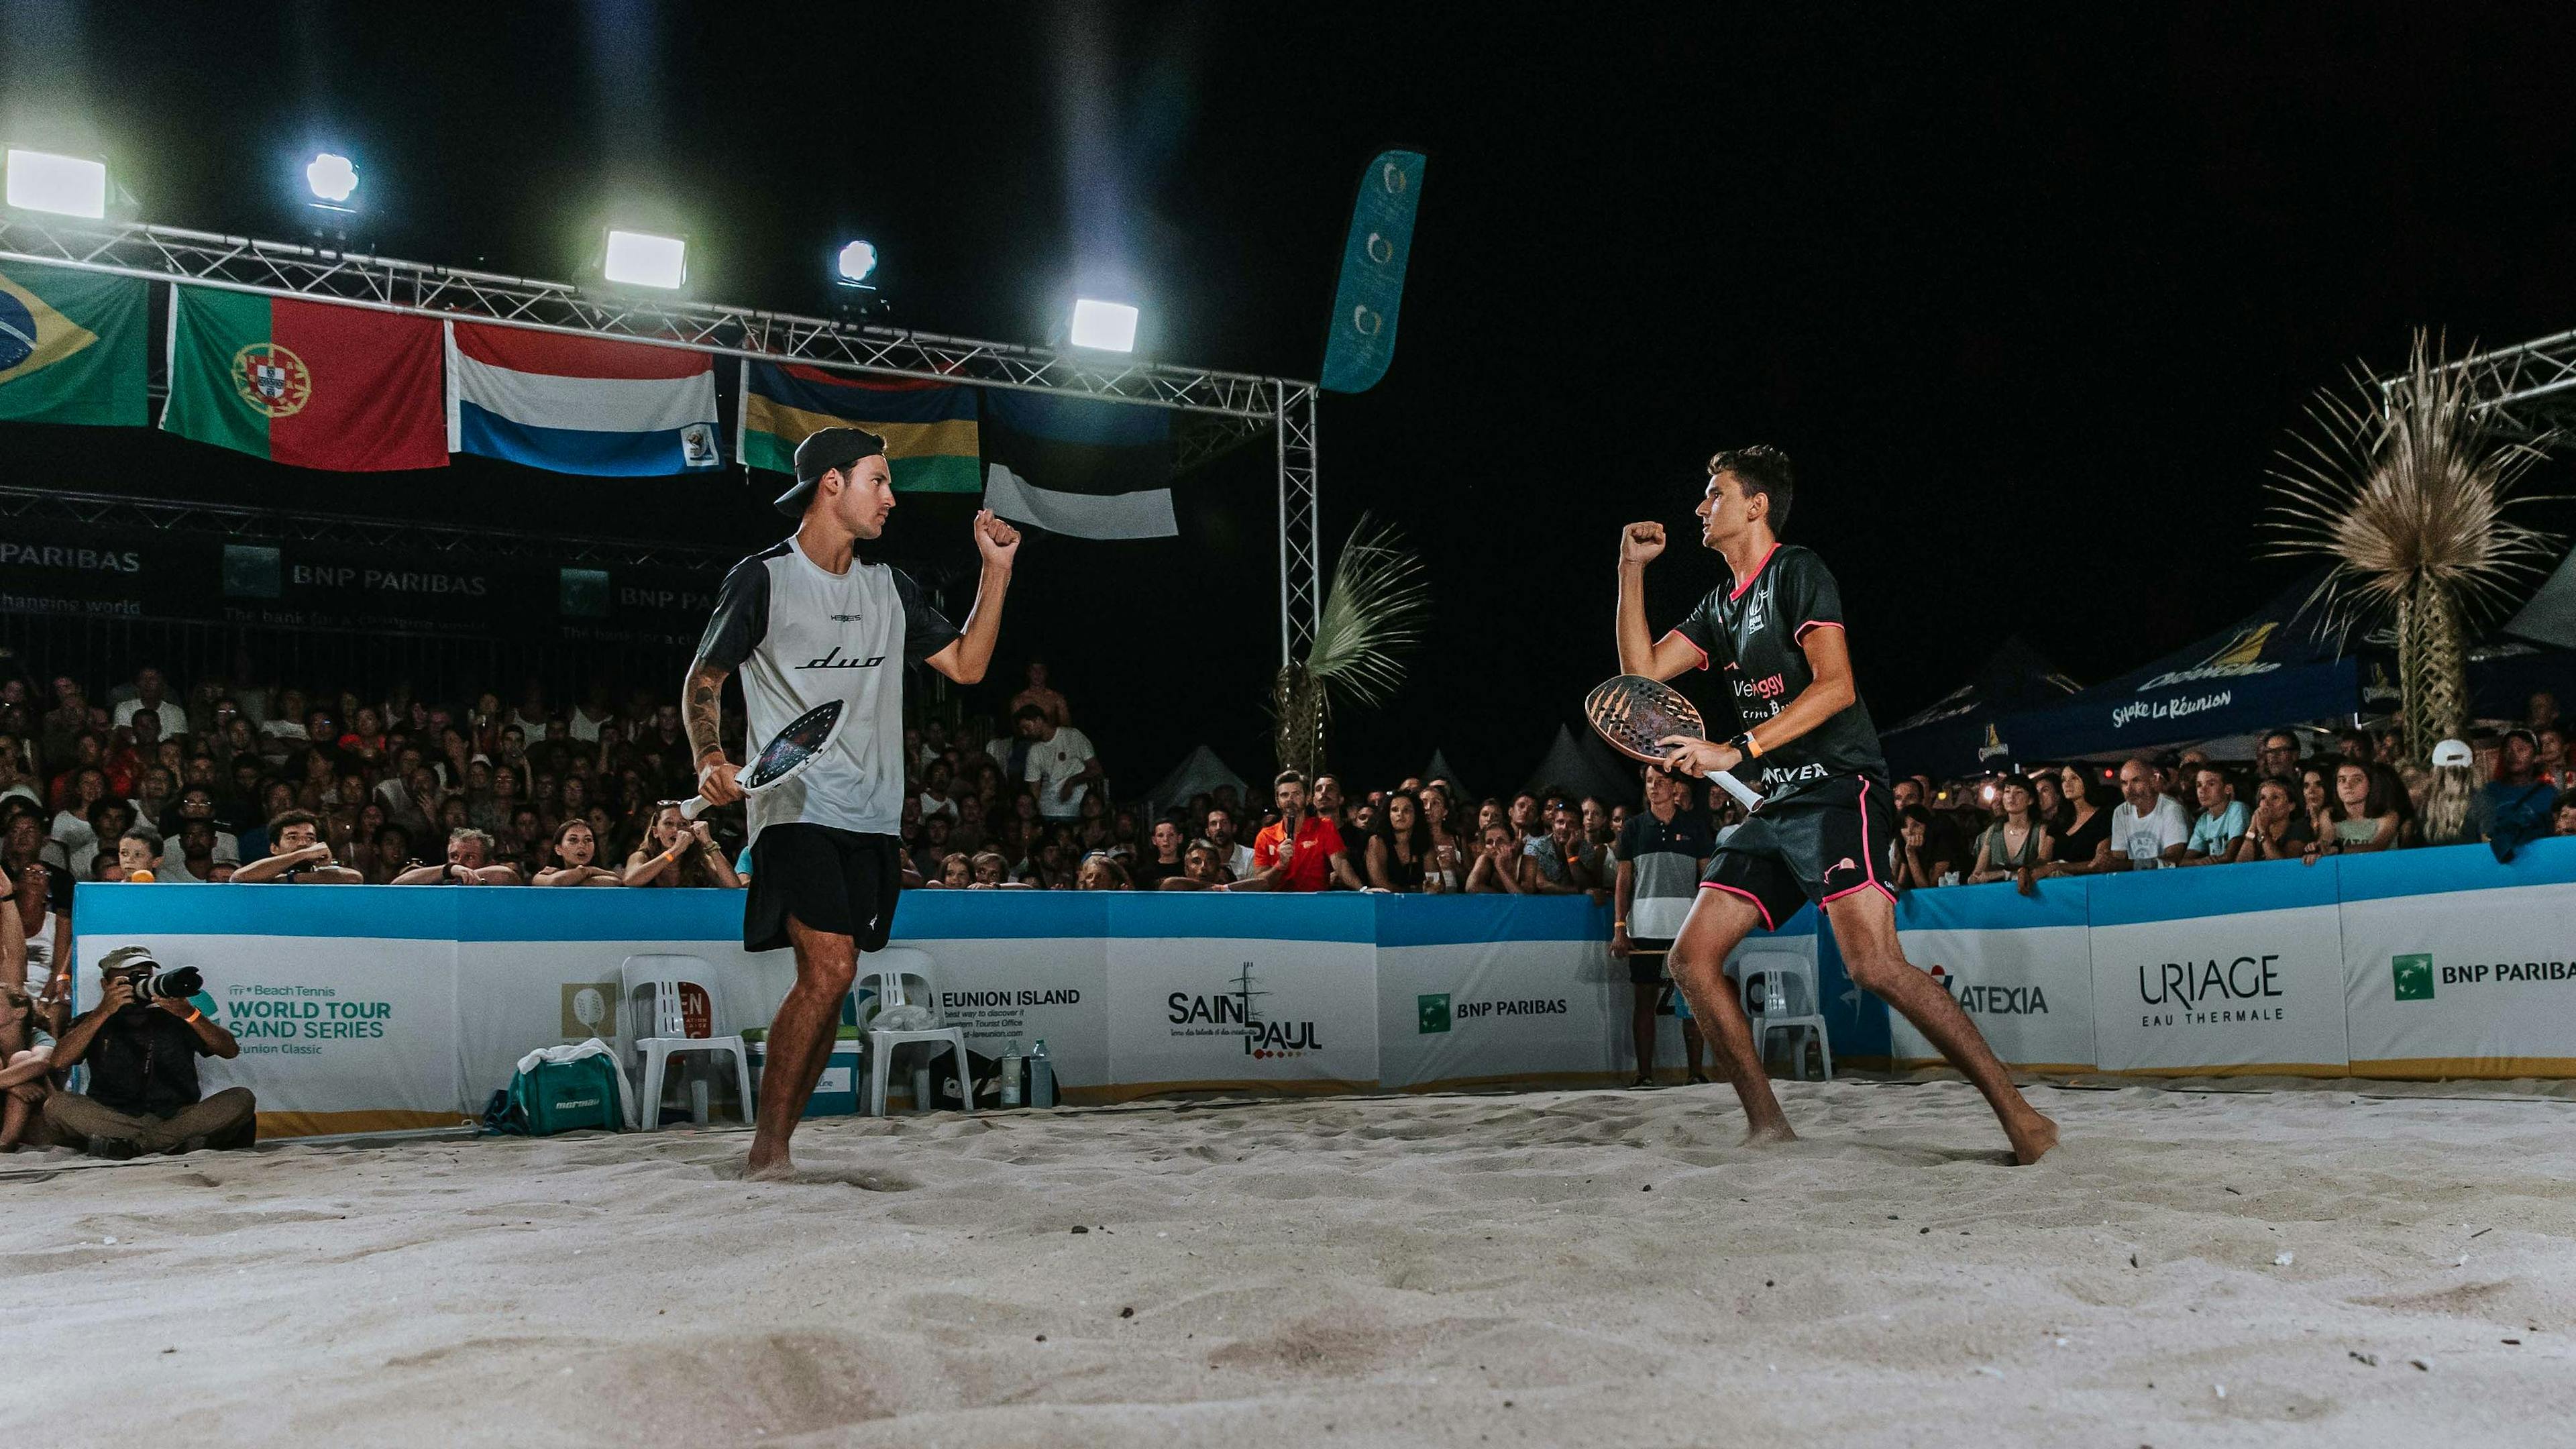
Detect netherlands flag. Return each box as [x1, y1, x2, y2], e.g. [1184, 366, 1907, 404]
[445, 321, 722, 476]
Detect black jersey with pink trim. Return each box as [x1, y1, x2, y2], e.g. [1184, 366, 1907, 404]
[1665, 542, 1886, 800]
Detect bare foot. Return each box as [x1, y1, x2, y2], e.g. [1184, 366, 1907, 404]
[743, 1139, 796, 1181]
[1742, 1119, 1798, 1148]
[2006, 1110, 2059, 1165]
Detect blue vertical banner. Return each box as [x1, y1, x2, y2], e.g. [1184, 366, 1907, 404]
[1320, 149, 1427, 394]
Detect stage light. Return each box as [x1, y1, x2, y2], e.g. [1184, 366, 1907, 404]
[602, 228, 688, 289]
[1069, 298, 1138, 352]
[835, 239, 879, 286]
[305, 152, 359, 206]
[3, 148, 107, 219]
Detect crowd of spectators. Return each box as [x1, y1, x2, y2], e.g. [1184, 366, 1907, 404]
[1888, 694, 2576, 893]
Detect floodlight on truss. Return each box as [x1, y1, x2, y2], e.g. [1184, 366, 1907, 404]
[305, 152, 359, 209]
[602, 227, 687, 289]
[835, 239, 878, 287]
[3, 149, 107, 220]
[1070, 297, 1139, 352]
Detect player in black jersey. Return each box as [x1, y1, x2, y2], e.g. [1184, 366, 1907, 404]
[1615, 445, 2057, 1164]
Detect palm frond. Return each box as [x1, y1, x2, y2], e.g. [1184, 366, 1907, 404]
[1301, 513, 1431, 709]
[2261, 329, 2561, 644]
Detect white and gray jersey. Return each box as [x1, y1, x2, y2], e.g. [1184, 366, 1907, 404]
[696, 537, 959, 843]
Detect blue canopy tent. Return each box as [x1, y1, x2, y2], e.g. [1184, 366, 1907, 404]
[1994, 578, 2361, 760]
[1880, 637, 2082, 779]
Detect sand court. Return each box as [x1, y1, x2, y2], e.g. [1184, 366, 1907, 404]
[10, 1079, 2574, 1447]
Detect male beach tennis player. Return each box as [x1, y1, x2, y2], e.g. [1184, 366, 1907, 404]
[688, 427, 1020, 1177]
[1615, 445, 2056, 1163]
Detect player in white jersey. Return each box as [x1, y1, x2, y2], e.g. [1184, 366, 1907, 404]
[688, 428, 1020, 1179]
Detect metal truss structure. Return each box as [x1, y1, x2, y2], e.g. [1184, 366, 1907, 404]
[0, 484, 733, 570]
[0, 215, 1326, 661]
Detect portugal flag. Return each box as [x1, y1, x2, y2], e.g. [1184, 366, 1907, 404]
[162, 288, 447, 471]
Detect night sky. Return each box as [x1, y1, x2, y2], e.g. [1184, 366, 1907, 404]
[9, 5, 2576, 796]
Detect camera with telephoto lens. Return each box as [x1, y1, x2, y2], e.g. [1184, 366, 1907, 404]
[115, 963, 203, 1002]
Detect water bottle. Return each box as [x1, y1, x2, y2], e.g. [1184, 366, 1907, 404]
[1028, 1039, 1057, 1109]
[909, 1062, 932, 1114]
[999, 1042, 1024, 1108]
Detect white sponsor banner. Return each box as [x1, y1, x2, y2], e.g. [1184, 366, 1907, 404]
[76, 931, 464, 1134]
[1378, 938, 1620, 1090]
[2341, 880, 2576, 1077]
[1892, 879, 2097, 1071]
[1107, 936, 1379, 1091]
[906, 937, 1110, 1095]
[2088, 859, 2348, 1073]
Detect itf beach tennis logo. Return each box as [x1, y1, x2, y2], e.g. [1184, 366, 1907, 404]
[230, 341, 312, 417]
[1166, 962, 1322, 1057]
[2392, 953, 2436, 1003]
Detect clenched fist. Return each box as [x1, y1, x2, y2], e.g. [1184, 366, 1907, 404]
[1621, 521, 1666, 568]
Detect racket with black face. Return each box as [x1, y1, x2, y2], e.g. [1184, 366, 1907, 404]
[680, 698, 845, 820]
[1585, 674, 1766, 812]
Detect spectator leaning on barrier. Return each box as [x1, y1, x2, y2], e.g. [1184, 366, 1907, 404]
[2106, 756, 2189, 870]
[1202, 804, 1255, 881]
[2476, 729, 2558, 862]
[394, 826, 524, 885]
[40, 946, 252, 1158]
[2324, 759, 2400, 855]
[2418, 740, 2481, 849]
[1521, 802, 1599, 896]
[235, 810, 363, 883]
[2242, 775, 2316, 861]
[533, 818, 622, 886]
[2044, 764, 2114, 874]
[2180, 765, 2250, 866]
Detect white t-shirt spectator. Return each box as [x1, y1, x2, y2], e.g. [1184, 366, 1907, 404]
[113, 697, 189, 739]
[506, 710, 548, 743]
[566, 705, 610, 743]
[917, 790, 959, 823]
[2112, 794, 2191, 867]
[1025, 726, 1098, 820]
[260, 716, 309, 743]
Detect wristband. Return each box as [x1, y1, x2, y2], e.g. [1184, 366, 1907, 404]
[183, 1009, 203, 1024]
[1727, 731, 1762, 759]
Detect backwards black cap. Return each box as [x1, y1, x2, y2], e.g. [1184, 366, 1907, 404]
[773, 427, 889, 517]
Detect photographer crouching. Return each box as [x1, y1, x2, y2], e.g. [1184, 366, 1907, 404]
[39, 945, 254, 1159]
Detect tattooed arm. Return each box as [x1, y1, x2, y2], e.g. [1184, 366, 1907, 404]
[684, 656, 741, 804]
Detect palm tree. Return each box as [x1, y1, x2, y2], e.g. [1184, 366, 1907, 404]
[1273, 514, 1430, 777]
[2263, 329, 2559, 759]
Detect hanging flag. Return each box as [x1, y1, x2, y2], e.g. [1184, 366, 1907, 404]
[1320, 148, 1427, 394]
[737, 360, 980, 492]
[446, 321, 720, 476]
[162, 288, 447, 470]
[979, 388, 1175, 540]
[0, 262, 148, 427]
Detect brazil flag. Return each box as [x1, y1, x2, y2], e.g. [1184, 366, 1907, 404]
[0, 262, 148, 427]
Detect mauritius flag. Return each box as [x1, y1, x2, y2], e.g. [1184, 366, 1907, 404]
[161, 288, 447, 471]
[739, 360, 980, 492]
[0, 262, 148, 427]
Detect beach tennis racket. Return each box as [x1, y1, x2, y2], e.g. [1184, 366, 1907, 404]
[680, 698, 843, 820]
[1585, 674, 1766, 813]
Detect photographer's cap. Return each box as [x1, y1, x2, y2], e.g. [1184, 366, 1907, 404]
[2431, 738, 2473, 768]
[98, 945, 160, 975]
[773, 427, 888, 518]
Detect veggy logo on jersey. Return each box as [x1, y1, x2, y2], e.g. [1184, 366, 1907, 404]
[1167, 962, 1322, 1057]
[2392, 953, 2434, 1002]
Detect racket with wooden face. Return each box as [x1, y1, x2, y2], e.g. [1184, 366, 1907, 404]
[679, 698, 843, 820]
[1584, 674, 1766, 812]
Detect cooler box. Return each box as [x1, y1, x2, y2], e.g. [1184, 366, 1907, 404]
[744, 1031, 863, 1118]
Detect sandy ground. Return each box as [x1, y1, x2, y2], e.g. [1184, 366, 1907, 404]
[9, 1079, 2575, 1448]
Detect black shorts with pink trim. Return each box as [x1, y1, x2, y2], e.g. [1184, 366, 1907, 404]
[1699, 773, 1898, 930]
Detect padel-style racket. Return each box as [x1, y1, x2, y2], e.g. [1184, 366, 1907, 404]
[680, 698, 844, 820]
[1585, 674, 1766, 813]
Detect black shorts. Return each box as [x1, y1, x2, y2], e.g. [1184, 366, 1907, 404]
[743, 824, 903, 954]
[1625, 938, 1673, 986]
[1701, 773, 1897, 930]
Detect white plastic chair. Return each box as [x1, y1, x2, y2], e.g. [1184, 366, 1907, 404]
[1729, 948, 1833, 1081]
[619, 953, 755, 1130]
[854, 947, 969, 1116]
